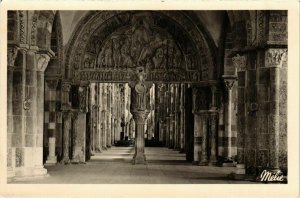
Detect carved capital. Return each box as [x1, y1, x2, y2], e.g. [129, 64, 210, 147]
[232, 54, 247, 72]
[45, 79, 59, 90]
[62, 111, 72, 120]
[222, 75, 237, 91]
[36, 54, 50, 72]
[61, 81, 72, 92]
[7, 46, 18, 67]
[71, 110, 79, 120]
[132, 111, 149, 125]
[265, 48, 287, 67]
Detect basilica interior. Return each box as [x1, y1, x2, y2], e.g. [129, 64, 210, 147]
[7, 10, 288, 183]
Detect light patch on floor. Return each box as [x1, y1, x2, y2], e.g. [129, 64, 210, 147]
[9, 147, 254, 184]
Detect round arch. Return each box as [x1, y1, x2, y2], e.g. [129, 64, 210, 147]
[65, 11, 217, 84]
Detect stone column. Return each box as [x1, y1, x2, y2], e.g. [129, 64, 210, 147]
[179, 84, 186, 153]
[61, 81, 72, 164]
[199, 113, 208, 166]
[62, 111, 71, 164]
[35, 52, 52, 173]
[46, 137, 57, 165]
[7, 45, 18, 178]
[267, 49, 287, 170]
[232, 54, 247, 174]
[222, 75, 237, 160]
[71, 83, 88, 163]
[129, 68, 152, 164]
[132, 111, 149, 164]
[45, 79, 59, 165]
[101, 83, 107, 150]
[208, 112, 218, 165]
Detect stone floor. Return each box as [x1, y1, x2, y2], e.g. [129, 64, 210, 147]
[10, 146, 254, 184]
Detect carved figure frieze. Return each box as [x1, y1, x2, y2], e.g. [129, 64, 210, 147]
[94, 13, 183, 71]
[67, 11, 217, 83]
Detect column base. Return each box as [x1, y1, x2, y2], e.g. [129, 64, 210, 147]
[102, 146, 107, 150]
[62, 157, 71, 164]
[10, 166, 49, 181]
[45, 156, 57, 166]
[221, 162, 237, 167]
[179, 149, 185, 153]
[208, 160, 218, 166]
[132, 152, 147, 165]
[199, 159, 208, 166]
[192, 161, 199, 165]
[7, 167, 15, 181]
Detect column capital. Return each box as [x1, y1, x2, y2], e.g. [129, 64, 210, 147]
[265, 48, 287, 68]
[62, 81, 72, 90]
[222, 75, 237, 91]
[45, 78, 59, 90]
[62, 111, 72, 120]
[132, 111, 149, 125]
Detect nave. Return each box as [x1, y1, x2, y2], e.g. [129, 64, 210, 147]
[10, 146, 253, 184]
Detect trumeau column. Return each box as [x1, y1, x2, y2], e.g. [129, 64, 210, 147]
[61, 81, 72, 164]
[222, 75, 237, 161]
[129, 67, 152, 164]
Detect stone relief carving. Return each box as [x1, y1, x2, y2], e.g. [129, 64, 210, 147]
[232, 54, 247, 73]
[95, 13, 181, 71]
[266, 49, 287, 67]
[37, 54, 50, 72]
[66, 11, 217, 83]
[7, 47, 18, 67]
[23, 99, 31, 110]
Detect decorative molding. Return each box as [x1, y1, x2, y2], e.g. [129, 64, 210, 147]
[23, 99, 31, 110]
[19, 11, 26, 44]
